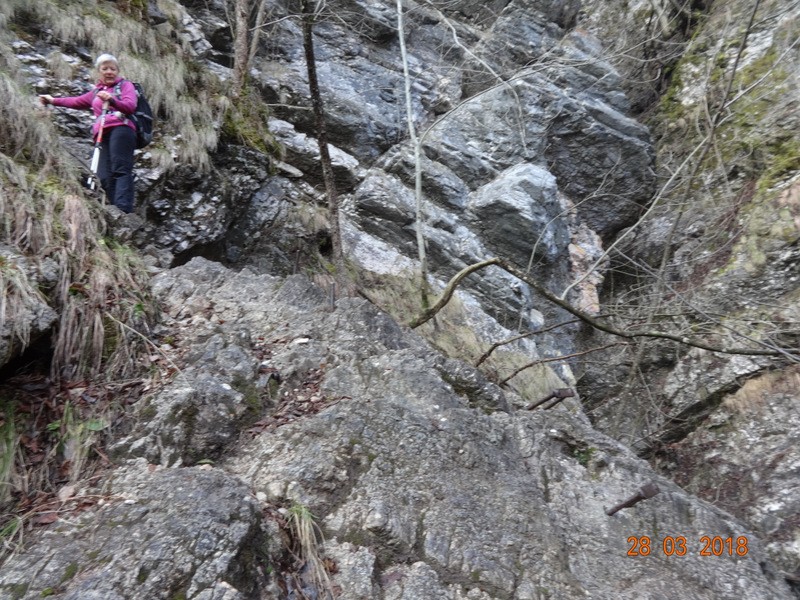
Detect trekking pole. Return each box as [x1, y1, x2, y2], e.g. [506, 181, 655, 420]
[88, 100, 110, 190]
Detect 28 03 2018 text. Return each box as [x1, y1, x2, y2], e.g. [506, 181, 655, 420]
[626, 536, 750, 557]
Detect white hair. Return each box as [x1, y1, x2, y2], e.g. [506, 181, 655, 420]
[95, 54, 119, 68]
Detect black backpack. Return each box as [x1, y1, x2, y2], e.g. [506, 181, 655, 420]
[128, 82, 154, 149]
[97, 80, 154, 149]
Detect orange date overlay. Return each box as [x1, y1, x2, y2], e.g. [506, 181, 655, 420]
[627, 535, 749, 557]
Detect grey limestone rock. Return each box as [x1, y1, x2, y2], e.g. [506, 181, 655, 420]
[467, 163, 569, 267]
[657, 379, 800, 579]
[0, 461, 271, 600]
[145, 259, 792, 599]
[0, 246, 58, 366]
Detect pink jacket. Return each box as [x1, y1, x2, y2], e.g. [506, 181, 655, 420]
[52, 77, 137, 139]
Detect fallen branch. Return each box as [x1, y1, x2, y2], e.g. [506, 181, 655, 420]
[407, 258, 502, 328]
[605, 482, 661, 516]
[525, 387, 575, 411]
[408, 257, 800, 360]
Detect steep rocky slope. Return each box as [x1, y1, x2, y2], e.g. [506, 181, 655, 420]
[1, 0, 799, 597]
[0, 258, 793, 598]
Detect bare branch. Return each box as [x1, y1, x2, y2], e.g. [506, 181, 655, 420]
[407, 258, 502, 328]
[474, 318, 581, 367]
[408, 257, 800, 360]
[301, 0, 343, 263]
[396, 0, 429, 304]
[504, 343, 627, 386]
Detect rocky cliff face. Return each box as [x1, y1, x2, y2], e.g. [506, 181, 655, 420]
[1, 0, 799, 597]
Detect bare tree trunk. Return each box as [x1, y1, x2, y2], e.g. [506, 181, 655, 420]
[232, 0, 250, 99]
[396, 0, 429, 307]
[248, 0, 269, 66]
[301, 0, 343, 264]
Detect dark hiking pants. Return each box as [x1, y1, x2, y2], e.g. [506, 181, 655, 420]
[98, 125, 136, 213]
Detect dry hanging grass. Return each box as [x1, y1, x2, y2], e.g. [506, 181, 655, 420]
[286, 503, 336, 600]
[0, 42, 154, 380]
[0, 27, 158, 549]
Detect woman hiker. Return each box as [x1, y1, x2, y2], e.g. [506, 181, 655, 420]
[40, 53, 137, 214]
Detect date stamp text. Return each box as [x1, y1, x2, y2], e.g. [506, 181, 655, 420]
[627, 535, 749, 557]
